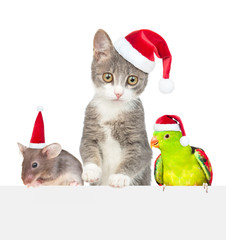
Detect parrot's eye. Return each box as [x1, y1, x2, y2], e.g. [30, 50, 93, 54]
[164, 134, 170, 139]
[32, 162, 38, 168]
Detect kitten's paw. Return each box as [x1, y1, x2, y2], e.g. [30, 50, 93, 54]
[108, 174, 131, 188]
[82, 163, 102, 183]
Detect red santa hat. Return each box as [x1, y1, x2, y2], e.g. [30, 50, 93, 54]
[114, 29, 174, 94]
[29, 106, 46, 149]
[154, 115, 189, 147]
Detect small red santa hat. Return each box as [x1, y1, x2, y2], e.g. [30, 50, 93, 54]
[29, 106, 46, 149]
[114, 29, 174, 94]
[154, 115, 189, 147]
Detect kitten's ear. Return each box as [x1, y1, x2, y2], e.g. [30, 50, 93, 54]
[93, 29, 113, 61]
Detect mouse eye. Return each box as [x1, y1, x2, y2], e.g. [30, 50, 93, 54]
[164, 134, 170, 139]
[32, 162, 38, 168]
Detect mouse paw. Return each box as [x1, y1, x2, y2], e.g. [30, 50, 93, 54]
[69, 181, 82, 186]
[82, 163, 102, 183]
[108, 174, 131, 188]
[27, 181, 42, 188]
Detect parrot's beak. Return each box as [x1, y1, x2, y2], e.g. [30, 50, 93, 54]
[151, 136, 159, 148]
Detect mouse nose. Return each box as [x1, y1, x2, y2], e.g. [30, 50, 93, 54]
[23, 174, 34, 185]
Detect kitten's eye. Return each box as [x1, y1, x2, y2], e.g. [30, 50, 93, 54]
[127, 75, 138, 86]
[32, 162, 38, 168]
[103, 73, 113, 83]
[164, 134, 170, 139]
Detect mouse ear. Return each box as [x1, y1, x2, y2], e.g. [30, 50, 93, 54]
[42, 143, 62, 159]
[17, 142, 27, 156]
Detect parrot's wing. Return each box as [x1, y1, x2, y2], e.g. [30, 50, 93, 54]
[193, 147, 213, 185]
[154, 154, 163, 186]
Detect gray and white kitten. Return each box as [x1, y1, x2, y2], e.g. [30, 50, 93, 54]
[80, 29, 152, 187]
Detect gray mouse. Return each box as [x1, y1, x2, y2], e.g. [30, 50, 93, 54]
[18, 142, 84, 187]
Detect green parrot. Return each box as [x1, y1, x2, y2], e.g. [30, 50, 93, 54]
[151, 115, 213, 187]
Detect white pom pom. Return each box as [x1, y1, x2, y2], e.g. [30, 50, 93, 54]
[37, 106, 43, 112]
[180, 136, 190, 147]
[159, 78, 174, 94]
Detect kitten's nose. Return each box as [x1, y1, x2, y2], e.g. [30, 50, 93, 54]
[115, 93, 122, 99]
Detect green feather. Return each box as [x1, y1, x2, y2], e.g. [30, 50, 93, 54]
[194, 150, 211, 183]
[153, 131, 208, 186]
[154, 155, 163, 185]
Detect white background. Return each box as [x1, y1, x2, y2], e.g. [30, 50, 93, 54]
[0, 0, 225, 186]
[0, 1, 226, 240]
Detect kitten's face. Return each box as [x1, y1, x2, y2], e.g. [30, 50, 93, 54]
[92, 30, 148, 102]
